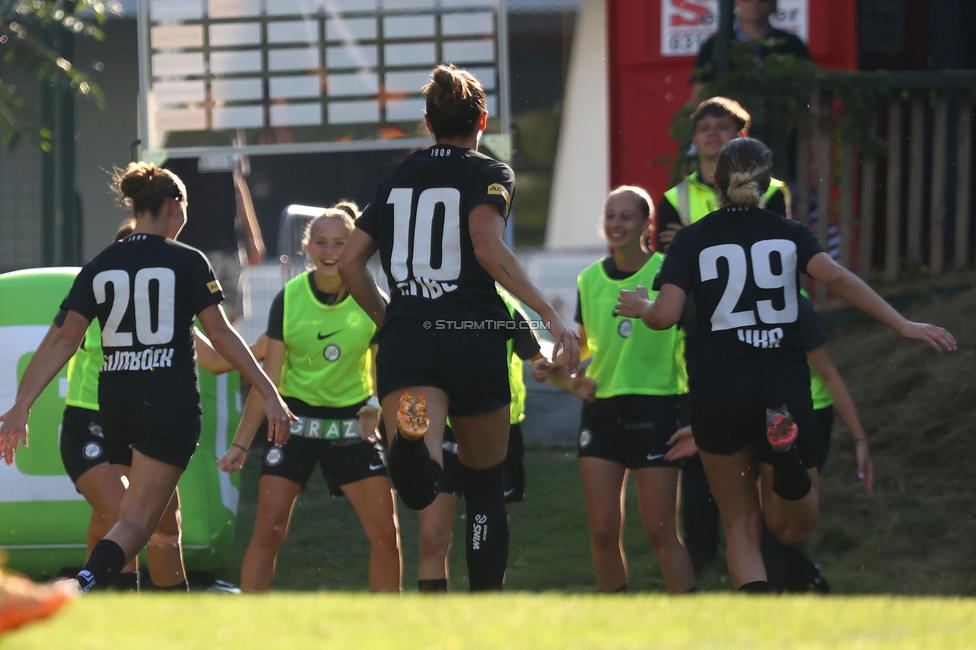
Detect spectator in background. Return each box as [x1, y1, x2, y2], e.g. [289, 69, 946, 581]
[164, 156, 265, 323]
[692, 0, 809, 96]
[656, 97, 792, 255]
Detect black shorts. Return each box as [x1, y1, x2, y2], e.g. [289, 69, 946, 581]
[99, 399, 201, 469]
[60, 406, 109, 484]
[438, 424, 526, 503]
[503, 423, 526, 503]
[689, 358, 818, 468]
[577, 394, 688, 469]
[376, 317, 509, 417]
[809, 407, 833, 470]
[261, 399, 387, 496]
[260, 436, 388, 496]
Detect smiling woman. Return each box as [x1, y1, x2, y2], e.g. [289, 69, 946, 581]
[217, 201, 401, 593]
[0, 161, 292, 595]
[534, 185, 695, 595]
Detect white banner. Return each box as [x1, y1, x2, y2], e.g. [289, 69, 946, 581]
[660, 0, 808, 57]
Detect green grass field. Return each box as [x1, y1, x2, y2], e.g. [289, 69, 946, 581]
[7, 593, 976, 648]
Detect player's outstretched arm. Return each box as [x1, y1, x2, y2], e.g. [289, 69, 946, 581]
[337, 228, 386, 328]
[198, 305, 295, 446]
[235, 170, 265, 266]
[807, 253, 956, 352]
[0, 312, 88, 464]
[616, 284, 686, 330]
[807, 344, 874, 496]
[218, 337, 287, 473]
[469, 203, 579, 372]
[355, 345, 381, 443]
[194, 330, 266, 375]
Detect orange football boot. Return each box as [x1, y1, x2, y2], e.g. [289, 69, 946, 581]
[396, 392, 429, 440]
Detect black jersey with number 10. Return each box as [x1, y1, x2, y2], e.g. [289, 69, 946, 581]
[61, 234, 224, 404]
[356, 144, 515, 322]
[653, 206, 825, 379]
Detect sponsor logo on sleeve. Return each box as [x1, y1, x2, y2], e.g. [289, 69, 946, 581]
[207, 280, 222, 294]
[487, 183, 511, 214]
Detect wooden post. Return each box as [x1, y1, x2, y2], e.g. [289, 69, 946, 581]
[885, 98, 903, 284]
[858, 112, 879, 280]
[929, 97, 949, 276]
[955, 102, 973, 271]
[814, 93, 831, 302]
[839, 143, 855, 270]
[906, 94, 925, 272]
[795, 104, 811, 227]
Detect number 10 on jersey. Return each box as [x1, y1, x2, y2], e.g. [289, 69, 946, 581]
[388, 188, 462, 298]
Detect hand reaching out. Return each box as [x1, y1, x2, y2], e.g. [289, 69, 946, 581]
[0, 406, 30, 466]
[896, 321, 957, 352]
[615, 286, 650, 319]
[571, 375, 596, 402]
[357, 404, 381, 444]
[855, 440, 874, 496]
[265, 395, 297, 447]
[664, 425, 697, 462]
[531, 358, 552, 383]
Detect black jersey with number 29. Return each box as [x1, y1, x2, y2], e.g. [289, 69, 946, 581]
[356, 144, 515, 322]
[62, 234, 224, 404]
[653, 206, 825, 379]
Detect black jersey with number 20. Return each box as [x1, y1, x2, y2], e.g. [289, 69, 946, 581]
[62, 234, 224, 404]
[356, 144, 515, 322]
[653, 206, 825, 379]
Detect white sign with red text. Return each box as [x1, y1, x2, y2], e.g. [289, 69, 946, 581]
[661, 0, 808, 57]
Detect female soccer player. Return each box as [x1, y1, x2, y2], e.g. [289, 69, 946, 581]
[415, 288, 544, 592]
[536, 186, 695, 594]
[617, 137, 955, 591]
[339, 64, 578, 591]
[53, 218, 266, 592]
[218, 203, 401, 592]
[0, 161, 293, 593]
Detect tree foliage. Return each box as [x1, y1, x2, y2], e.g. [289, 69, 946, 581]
[0, 0, 121, 151]
[667, 40, 890, 181]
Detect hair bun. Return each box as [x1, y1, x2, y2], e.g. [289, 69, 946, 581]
[726, 171, 761, 206]
[333, 201, 359, 221]
[112, 161, 186, 215]
[423, 64, 486, 139]
[119, 162, 156, 202]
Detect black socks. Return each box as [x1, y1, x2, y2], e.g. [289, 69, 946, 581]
[387, 430, 442, 510]
[770, 444, 812, 501]
[77, 539, 126, 593]
[417, 579, 448, 592]
[117, 572, 141, 592]
[737, 580, 771, 593]
[460, 462, 509, 592]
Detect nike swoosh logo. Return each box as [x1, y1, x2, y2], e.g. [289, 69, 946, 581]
[646, 453, 667, 461]
[504, 488, 516, 497]
[317, 330, 341, 340]
[368, 463, 385, 471]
